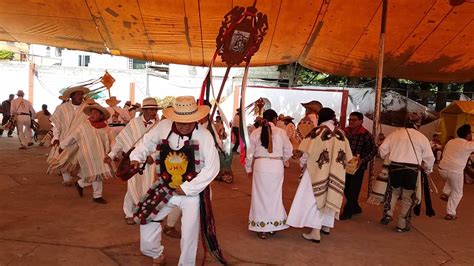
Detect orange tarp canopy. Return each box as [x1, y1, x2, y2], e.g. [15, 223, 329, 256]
[0, 0, 473, 83]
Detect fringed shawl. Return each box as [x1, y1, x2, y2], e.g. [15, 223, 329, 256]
[299, 126, 353, 217]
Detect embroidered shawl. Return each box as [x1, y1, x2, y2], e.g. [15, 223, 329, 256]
[299, 125, 353, 216]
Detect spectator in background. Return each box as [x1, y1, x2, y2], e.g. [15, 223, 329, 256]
[231, 108, 241, 152]
[0, 94, 15, 137]
[340, 112, 377, 220]
[430, 133, 443, 163]
[36, 104, 52, 145]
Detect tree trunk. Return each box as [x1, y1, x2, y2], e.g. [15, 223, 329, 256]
[419, 82, 431, 106]
[464, 81, 474, 99]
[436, 83, 448, 111]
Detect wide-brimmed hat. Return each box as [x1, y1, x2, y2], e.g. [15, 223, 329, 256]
[105, 96, 121, 106]
[301, 100, 322, 112]
[17, 90, 25, 96]
[62, 86, 90, 99]
[84, 103, 111, 120]
[140, 97, 161, 110]
[163, 96, 210, 123]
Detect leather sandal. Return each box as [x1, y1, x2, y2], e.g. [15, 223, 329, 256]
[445, 214, 457, 220]
[257, 232, 268, 239]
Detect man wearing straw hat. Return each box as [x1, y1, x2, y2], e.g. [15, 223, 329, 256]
[105, 98, 170, 227]
[59, 103, 114, 204]
[296, 100, 322, 141]
[10, 90, 36, 149]
[106, 96, 130, 134]
[48, 86, 90, 186]
[130, 96, 222, 265]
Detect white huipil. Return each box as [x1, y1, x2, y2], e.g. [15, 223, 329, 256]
[287, 120, 338, 230]
[245, 122, 293, 233]
[130, 119, 219, 265]
[108, 116, 158, 218]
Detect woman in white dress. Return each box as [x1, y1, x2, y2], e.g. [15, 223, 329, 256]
[245, 109, 293, 239]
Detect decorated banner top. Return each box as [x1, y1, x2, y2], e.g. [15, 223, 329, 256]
[216, 2, 268, 66]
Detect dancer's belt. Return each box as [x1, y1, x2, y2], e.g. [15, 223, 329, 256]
[255, 156, 283, 160]
[18, 112, 31, 116]
[108, 123, 126, 127]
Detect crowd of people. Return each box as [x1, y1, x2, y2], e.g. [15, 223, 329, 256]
[1, 88, 473, 265]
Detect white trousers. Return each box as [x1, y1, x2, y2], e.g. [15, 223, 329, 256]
[166, 207, 181, 227]
[439, 169, 464, 215]
[78, 179, 103, 199]
[123, 189, 135, 218]
[140, 195, 200, 265]
[16, 115, 32, 146]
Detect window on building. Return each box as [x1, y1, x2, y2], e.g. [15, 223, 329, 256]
[78, 55, 90, 67]
[131, 59, 147, 69]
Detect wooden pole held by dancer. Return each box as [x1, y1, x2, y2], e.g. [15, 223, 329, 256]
[210, 67, 231, 120]
[368, 0, 388, 197]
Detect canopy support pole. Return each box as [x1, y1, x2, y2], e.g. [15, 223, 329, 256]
[368, 0, 388, 197]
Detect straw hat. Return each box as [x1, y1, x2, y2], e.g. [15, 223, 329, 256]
[163, 96, 210, 123]
[105, 96, 121, 107]
[84, 103, 111, 120]
[62, 86, 90, 99]
[17, 90, 25, 96]
[140, 97, 161, 110]
[301, 100, 322, 112]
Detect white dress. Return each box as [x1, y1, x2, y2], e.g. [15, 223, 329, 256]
[246, 123, 293, 232]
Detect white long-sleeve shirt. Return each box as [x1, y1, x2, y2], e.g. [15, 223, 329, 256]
[130, 119, 219, 196]
[379, 128, 435, 171]
[245, 122, 293, 173]
[108, 117, 157, 159]
[439, 138, 474, 173]
[10, 97, 36, 119]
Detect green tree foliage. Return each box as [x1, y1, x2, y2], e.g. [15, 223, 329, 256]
[0, 50, 14, 60]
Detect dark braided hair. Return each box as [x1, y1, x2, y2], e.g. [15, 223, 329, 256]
[261, 109, 278, 150]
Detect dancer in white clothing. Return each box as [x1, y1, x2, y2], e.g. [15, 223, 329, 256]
[10, 90, 36, 149]
[245, 109, 293, 239]
[438, 124, 474, 220]
[130, 96, 224, 266]
[287, 107, 353, 243]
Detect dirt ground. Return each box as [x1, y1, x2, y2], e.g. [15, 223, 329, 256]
[0, 135, 473, 265]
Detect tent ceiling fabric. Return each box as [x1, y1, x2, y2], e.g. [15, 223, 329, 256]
[0, 0, 473, 83]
